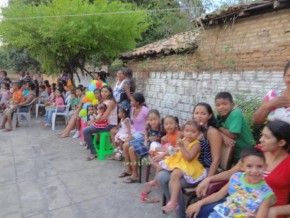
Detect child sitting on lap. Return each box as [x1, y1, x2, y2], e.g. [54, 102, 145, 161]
[186, 147, 276, 218]
[161, 120, 207, 213]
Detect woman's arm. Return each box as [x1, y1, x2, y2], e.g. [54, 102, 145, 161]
[18, 94, 34, 106]
[195, 163, 241, 198]
[123, 81, 132, 101]
[267, 204, 290, 218]
[207, 127, 222, 177]
[256, 197, 272, 218]
[99, 100, 116, 122]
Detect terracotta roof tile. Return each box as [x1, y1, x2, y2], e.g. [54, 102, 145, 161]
[120, 30, 199, 60]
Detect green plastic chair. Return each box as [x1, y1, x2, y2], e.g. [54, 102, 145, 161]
[92, 132, 114, 160]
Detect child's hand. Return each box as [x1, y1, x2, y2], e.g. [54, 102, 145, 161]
[186, 202, 202, 218]
[176, 138, 184, 148]
[161, 136, 168, 144]
[148, 136, 158, 142]
[144, 140, 148, 147]
[152, 153, 165, 162]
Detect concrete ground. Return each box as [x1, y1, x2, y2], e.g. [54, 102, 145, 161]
[0, 117, 168, 218]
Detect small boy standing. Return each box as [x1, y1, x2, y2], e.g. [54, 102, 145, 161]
[215, 92, 254, 163]
[186, 147, 276, 218]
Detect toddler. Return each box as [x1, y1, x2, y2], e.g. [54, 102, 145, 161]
[0, 83, 11, 110]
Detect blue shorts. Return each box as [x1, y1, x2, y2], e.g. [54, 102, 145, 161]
[130, 132, 148, 157]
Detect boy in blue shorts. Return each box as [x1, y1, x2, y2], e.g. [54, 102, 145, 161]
[215, 92, 254, 163]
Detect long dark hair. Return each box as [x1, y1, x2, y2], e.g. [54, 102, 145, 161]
[266, 120, 290, 152]
[101, 85, 115, 102]
[131, 93, 146, 106]
[193, 102, 217, 128]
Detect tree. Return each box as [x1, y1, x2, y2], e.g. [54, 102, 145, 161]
[0, 47, 10, 69]
[0, 0, 149, 79]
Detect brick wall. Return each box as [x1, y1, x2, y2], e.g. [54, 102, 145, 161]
[125, 9, 289, 122]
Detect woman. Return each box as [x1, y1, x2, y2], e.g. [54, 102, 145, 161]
[253, 62, 290, 125]
[118, 93, 149, 183]
[83, 85, 117, 161]
[114, 67, 136, 109]
[157, 102, 222, 218]
[58, 88, 100, 138]
[189, 120, 290, 218]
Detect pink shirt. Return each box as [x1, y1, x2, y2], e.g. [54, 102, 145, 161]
[130, 106, 149, 132]
[55, 96, 65, 110]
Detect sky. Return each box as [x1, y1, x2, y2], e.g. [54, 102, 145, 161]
[0, 0, 8, 8]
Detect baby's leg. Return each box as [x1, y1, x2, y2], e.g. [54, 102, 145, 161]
[169, 168, 183, 203]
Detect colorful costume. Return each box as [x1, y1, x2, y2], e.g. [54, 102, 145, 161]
[210, 172, 275, 218]
[159, 139, 207, 184]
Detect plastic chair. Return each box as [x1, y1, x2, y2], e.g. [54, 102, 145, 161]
[35, 98, 46, 118]
[92, 132, 114, 160]
[13, 98, 37, 128]
[51, 103, 71, 131]
[138, 155, 151, 183]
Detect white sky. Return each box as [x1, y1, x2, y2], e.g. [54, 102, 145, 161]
[0, 0, 8, 8]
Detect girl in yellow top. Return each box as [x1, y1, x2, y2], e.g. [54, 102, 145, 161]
[160, 120, 207, 213]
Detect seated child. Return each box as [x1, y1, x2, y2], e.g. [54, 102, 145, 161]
[92, 103, 109, 128]
[186, 147, 276, 218]
[0, 83, 11, 111]
[145, 114, 177, 187]
[112, 107, 136, 161]
[161, 120, 207, 213]
[215, 91, 254, 163]
[80, 104, 95, 147]
[38, 85, 49, 103]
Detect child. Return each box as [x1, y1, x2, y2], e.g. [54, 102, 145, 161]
[38, 85, 49, 103]
[186, 147, 276, 218]
[92, 103, 109, 128]
[160, 120, 207, 213]
[0, 82, 24, 131]
[215, 92, 254, 163]
[43, 89, 65, 127]
[112, 107, 136, 161]
[142, 109, 165, 187]
[0, 83, 11, 110]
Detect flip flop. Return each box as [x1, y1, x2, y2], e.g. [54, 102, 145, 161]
[123, 176, 139, 184]
[140, 190, 151, 201]
[86, 155, 96, 161]
[118, 171, 132, 178]
[162, 201, 179, 213]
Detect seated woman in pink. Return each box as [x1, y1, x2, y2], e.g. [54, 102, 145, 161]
[118, 93, 149, 183]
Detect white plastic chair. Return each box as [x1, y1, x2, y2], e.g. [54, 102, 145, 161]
[51, 103, 71, 131]
[35, 98, 46, 118]
[13, 98, 37, 128]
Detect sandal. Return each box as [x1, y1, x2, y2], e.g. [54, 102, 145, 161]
[145, 180, 159, 188]
[140, 190, 151, 201]
[118, 171, 132, 178]
[162, 201, 179, 213]
[123, 176, 139, 183]
[86, 155, 96, 161]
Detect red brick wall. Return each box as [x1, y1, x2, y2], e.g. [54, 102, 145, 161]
[127, 8, 290, 73]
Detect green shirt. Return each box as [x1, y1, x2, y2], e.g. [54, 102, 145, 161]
[217, 109, 254, 163]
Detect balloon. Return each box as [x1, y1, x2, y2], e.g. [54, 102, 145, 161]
[90, 80, 97, 85]
[82, 117, 88, 121]
[86, 91, 95, 101]
[79, 109, 87, 118]
[82, 96, 90, 103]
[96, 81, 103, 89]
[102, 82, 106, 87]
[88, 84, 96, 92]
[92, 99, 98, 105]
[82, 102, 91, 109]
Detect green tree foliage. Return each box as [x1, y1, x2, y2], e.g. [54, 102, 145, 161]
[0, 0, 149, 77]
[0, 47, 10, 69]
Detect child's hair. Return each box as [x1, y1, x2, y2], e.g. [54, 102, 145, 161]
[284, 61, 290, 76]
[3, 83, 10, 90]
[86, 105, 94, 121]
[193, 102, 217, 128]
[39, 84, 46, 90]
[97, 103, 107, 111]
[240, 147, 266, 162]
[215, 91, 233, 103]
[13, 82, 21, 89]
[162, 115, 180, 130]
[148, 109, 161, 118]
[77, 84, 84, 91]
[70, 89, 76, 95]
[101, 85, 115, 101]
[183, 120, 205, 133]
[118, 106, 130, 118]
[131, 92, 146, 106]
[266, 120, 290, 151]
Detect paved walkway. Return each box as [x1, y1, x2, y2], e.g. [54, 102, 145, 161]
[0, 117, 165, 218]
